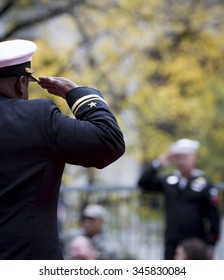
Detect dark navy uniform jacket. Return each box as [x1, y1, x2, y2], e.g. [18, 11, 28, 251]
[0, 86, 125, 260]
[138, 163, 220, 245]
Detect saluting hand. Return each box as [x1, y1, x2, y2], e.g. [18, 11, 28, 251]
[38, 77, 79, 99]
[157, 152, 175, 168]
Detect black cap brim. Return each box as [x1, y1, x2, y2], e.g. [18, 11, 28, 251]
[28, 75, 39, 82]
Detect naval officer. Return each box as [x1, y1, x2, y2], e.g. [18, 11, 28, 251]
[0, 39, 125, 259]
[138, 138, 220, 259]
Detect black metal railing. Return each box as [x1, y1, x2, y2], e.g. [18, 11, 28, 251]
[59, 184, 224, 260]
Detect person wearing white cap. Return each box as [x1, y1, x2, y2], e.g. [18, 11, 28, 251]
[138, 138, 220, 260]
[0, 39, 125, 260]
[79, 204, 122, 260]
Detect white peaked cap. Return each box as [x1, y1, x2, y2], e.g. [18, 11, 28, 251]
[170, 138, 200, 154]
[0, 39, 37, 68]
[0, 39, 37, 78]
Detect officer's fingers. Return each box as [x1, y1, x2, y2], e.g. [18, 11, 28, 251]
[48, 77, 79, 89]
[38, 77, 58, 87]
[39, 77, 78, 99]
[39, 77, 79, 90]
[38, 78, 61, 91]
[38, 76, 52, 83]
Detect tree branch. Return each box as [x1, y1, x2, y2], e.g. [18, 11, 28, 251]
[0, 0, 14, 17]
[0, 0, 86, 40]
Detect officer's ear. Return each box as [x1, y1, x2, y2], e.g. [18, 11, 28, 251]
[15, 75, 28, 99]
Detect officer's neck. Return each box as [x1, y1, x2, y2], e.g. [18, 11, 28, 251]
[0, 77, 18, 99]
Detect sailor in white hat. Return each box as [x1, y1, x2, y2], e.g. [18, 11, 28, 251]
[138, 138, 220, 260]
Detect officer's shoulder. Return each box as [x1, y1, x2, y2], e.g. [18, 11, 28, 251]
[18, 98, 59, 119]
[25, 98, 58, 112]
[27, 98, 56, 107]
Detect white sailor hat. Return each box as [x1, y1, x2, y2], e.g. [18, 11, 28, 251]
[170, 138, 200, 154]
[82, 204, 108, 221]
[0, 39, 38, 81]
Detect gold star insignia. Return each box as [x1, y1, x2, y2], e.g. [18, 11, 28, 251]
[88, 102, 97, 108]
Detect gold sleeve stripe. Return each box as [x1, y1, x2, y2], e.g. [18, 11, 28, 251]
[74, 97, 106, 114]
[72, 95, 107, 114]
[71, 94, 107, 113]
